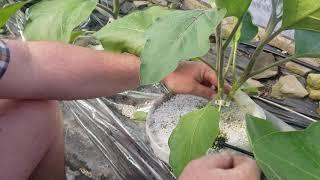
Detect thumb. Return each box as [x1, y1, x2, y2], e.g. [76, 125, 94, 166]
[192, 82, 217, 99]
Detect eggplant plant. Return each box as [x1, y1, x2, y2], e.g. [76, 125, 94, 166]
[1, 0, 320, 179]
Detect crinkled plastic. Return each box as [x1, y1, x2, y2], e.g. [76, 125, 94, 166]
[64, 92, 175, 180]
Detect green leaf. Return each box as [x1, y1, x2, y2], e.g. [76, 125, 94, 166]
[69, 31, 86, 44]
[247, 115, 320, 180]
[0, 1, 28, 28]
[140, 9, 226, 85]
[133, 111, 147, 121]
[95, 6, 173, 55]
[24, 0, 97, 43]
[240, 82, 259, 95]
[215, 0, 252, 18]
[282, 0, 320, 31]
[295, 30, 320, 57]
[169, 105, 220, 177]
[239, 12, 258, 43]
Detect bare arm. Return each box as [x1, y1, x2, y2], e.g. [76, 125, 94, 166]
[0, 40, 140, 100]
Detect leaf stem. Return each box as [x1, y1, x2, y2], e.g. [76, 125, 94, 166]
[113, 0, 120, 19]
[222, 17, 243, 51]
[249, 55, 298, 78]
[227, 29, 283, 99]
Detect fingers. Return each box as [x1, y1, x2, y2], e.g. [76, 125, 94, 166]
[192, 83, 217, 99]
[203, 70, 231, 93]
[225, 156, 260, 180]
[197, 153, 234, 169]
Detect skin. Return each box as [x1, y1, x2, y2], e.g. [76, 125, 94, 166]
[0, 39, 259, 180]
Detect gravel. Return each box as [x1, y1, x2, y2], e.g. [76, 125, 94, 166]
[148, 94, 250, 155]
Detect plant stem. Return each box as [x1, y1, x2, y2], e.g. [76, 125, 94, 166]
[96, 4, 116, 19]
[194, 57, 216, 71]
[222, 17, 243, 51]
[249, 55, 298, 78]
[215, 23, 225, 101]
[223, 44, 234, 77]
[227, 29, 283, 99]
[113, 0, 120, 19]
[231, 42, 238, 84]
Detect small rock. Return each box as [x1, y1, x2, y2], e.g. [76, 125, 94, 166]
[285, 62, 312, 76]
[271, 75, 309, 99]
[307, 74, 320, 90]
[299, 58, 320, 68]
[252, 52, 279, 79]
[246, 78, 264, 89]
[133, 1, 149, 8]
[308, 88, 320, 101]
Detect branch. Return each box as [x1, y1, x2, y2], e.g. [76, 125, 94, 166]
[249, 55, 298, 78]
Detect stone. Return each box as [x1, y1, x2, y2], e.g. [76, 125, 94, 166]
[285, 62, 312, 76]
[246, 78, 264, 89]
[299, 58, 320, 68]
[307, 74, 320, 90]
[271, 75, 309, 99]
[308, 88, 320, 101]
[317, 103, 320, 116]
[133, 1, 149, 8]
[252, 52, 279, 79]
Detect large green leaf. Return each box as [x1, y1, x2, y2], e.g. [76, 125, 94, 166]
[282, 0, 320, 31]
[24, 0, 97, 42]
[295, 30, 320, 57]
[239, 12, 258, 43]
[215, 0, 252, 18]
[169, 105, 220, 177]
[0, 1, 28, 28]
[95, 6, 173, 55]
[140, 9, 226, 85]
[247, 115, 320, 180]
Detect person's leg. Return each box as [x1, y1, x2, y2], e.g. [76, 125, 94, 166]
[0, 100, 65, 180]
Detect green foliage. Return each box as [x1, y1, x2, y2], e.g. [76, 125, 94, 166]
[140, 9, 226, 85]
[133, 111, 147, 121]
[282, 0, 320, 31]
[169, 105, 220, 177]
[295, 30, 320, 57]
[215, 0, 252, 18]
[95, 6, 173, 55]
[0, 1, 28, 28]
[239, 12, 258, 43]
[24, 0, 97, 42]
[247, 115, 320, 180]
[69, 31, 86, 44]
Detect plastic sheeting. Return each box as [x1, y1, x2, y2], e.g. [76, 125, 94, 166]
[64, 87, 175, 180]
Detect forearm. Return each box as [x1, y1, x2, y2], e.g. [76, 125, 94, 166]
[0, 40, 140, 100]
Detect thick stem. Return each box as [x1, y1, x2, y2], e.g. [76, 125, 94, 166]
[216, 23, 225, 100]
[113, 0, 120, 19]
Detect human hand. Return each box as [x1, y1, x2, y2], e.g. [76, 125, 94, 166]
[179, 153, 260, 180]
[161, 61, 229, 99]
